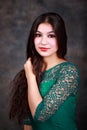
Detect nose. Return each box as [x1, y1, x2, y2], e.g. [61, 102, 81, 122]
[41, 36, 47, 45]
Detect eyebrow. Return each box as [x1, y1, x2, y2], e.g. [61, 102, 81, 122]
[36, 30, 55, 34]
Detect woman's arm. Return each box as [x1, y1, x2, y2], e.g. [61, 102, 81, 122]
[24, 125, 32, 130]
[24, 58, 42, 117]
[33, 64, 80, 121]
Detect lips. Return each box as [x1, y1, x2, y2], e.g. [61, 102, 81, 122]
[39, 47, 49, 51]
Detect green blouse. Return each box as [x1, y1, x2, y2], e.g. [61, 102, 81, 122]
[24, 62, 80, 130]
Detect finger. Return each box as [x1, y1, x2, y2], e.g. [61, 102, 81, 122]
[28, 57, 31, 61]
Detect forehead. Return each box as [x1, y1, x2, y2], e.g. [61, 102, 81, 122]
[37, 23, 54, 33]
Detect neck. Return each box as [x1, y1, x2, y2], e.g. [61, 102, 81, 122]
[43, 56, 66, 70]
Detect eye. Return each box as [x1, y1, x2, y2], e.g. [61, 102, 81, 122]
[48, 34, 56, 38]
[35, 33, 42, 37]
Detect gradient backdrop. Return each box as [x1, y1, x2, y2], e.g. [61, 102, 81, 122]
[0, 0, 86, 130]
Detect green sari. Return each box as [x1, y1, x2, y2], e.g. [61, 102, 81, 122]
[24, 62, 80, 130]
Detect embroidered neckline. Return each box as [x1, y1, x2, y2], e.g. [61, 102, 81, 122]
[43, 61, 69, 74]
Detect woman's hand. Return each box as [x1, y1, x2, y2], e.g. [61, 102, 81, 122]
[24, 58, 35, 80]
[24, 58, 36, 86]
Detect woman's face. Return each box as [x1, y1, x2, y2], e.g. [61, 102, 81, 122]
[34, 23, 58, 58]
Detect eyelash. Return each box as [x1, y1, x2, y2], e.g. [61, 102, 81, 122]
[35, 33, 56, 38]
[48, 34, 56, 38]
[35, 33, 41, 37]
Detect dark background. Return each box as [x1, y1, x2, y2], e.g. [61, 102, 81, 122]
[0, 0, 86, 130]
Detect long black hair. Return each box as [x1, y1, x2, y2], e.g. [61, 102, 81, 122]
[9, 12, 67, 123]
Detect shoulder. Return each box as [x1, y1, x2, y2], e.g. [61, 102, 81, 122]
[61, 62, 79, 71]
[59, 62, 80, 77]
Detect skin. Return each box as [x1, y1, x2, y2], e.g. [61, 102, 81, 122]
[24, 125, 32, 130]
[24, 23, 66, 130]
[34, 23, 58, 58]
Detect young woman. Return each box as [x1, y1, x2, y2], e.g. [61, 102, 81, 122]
[9, 12, 80, 130]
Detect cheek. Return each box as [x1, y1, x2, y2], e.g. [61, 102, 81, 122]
[50, 40, 58, 49]
[34, 38, 41, 45]
[34, 38, 40, 50]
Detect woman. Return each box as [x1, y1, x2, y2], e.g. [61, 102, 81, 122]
[9, 12, 80, 130]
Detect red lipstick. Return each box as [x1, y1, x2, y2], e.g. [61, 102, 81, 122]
[39, 47, 49, 51]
